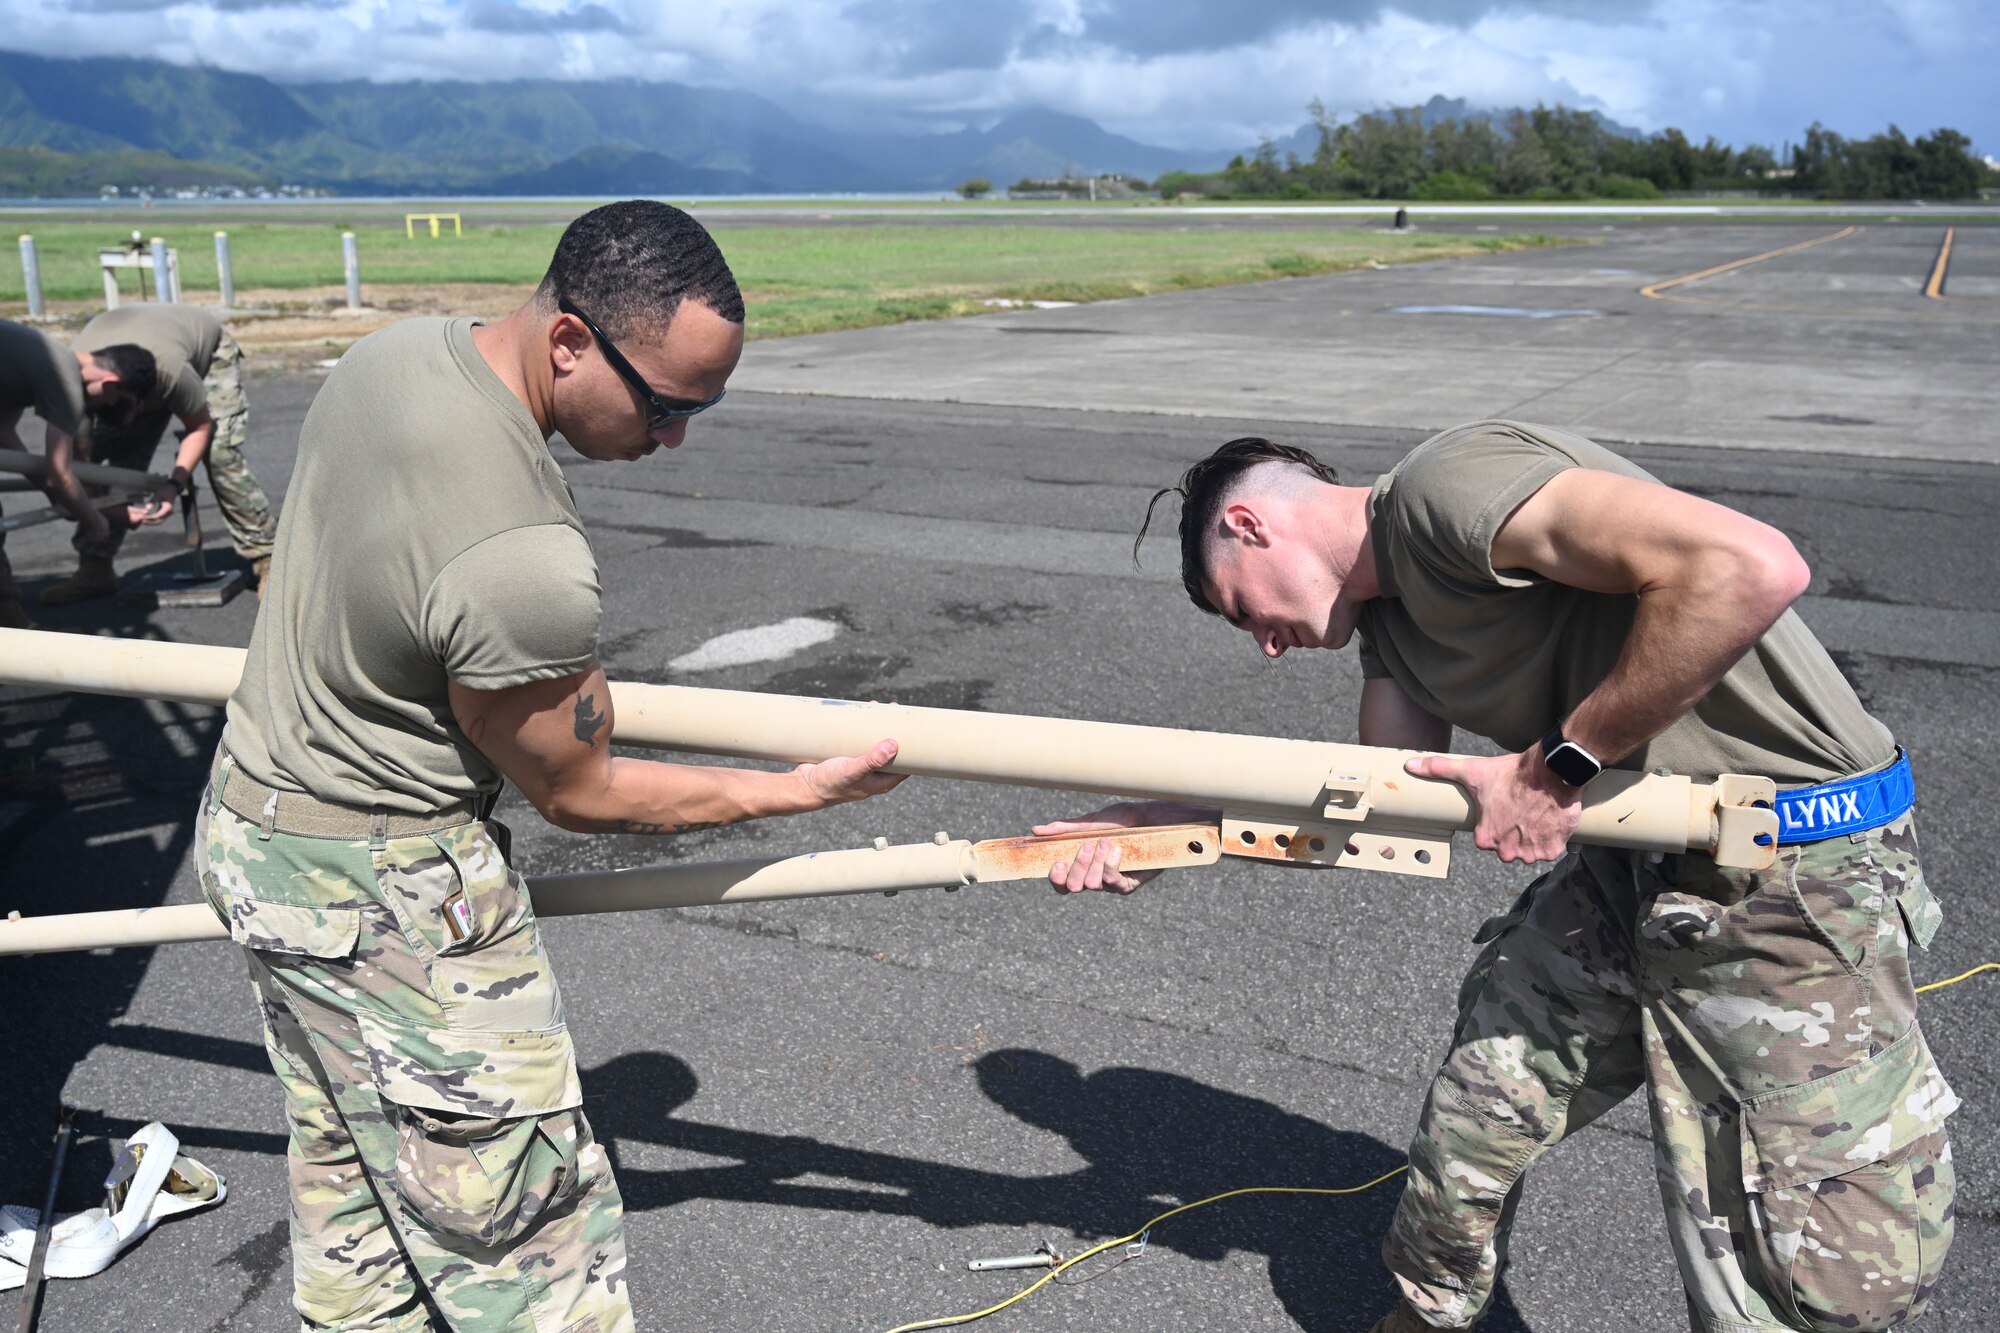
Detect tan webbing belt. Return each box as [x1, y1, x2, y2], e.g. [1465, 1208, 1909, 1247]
[215, 760, 478, 840]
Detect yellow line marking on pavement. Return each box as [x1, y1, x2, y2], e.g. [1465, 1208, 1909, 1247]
[1639, 226, 1858, 299]
[1924, 227, 1955, 300]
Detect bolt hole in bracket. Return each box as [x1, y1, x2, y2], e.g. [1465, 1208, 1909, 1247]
[1318, 771, 1374, 822]
[1711, 773, 1779, 867]
[1222, 817, 1451, 879]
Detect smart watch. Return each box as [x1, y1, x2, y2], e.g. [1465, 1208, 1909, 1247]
[1538, 723, 1603, 787]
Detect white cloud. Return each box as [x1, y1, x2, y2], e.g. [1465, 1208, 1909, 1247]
[0, 0, 1990, 151]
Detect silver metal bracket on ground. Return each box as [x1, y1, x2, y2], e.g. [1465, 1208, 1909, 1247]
[124, 567, 248, 609]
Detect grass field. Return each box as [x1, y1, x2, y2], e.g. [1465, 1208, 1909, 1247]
[3, 219, 1569, 340]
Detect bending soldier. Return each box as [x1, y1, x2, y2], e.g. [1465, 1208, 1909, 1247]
[44, 304, 278, 604]
[0, 317, 157, 628]
[1045, 422, 1956, 1333]
[199, 201, 903, 1332]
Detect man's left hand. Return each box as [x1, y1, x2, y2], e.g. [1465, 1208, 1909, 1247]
[127, 482, 176, 525]
[1404, 749, 1584, 864]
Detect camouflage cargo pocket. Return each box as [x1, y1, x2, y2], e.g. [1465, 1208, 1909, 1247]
[357, 1007, 586, 1248]
[380, 821, 564, 1031]
[198, 801, 369, 959]
[1741, 1026, 1959, 1332]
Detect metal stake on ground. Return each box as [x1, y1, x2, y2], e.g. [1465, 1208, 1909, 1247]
[148, 238, 173, 304]
[342, 232, 362, 309]
[214, 232, 234, 311]
[17, 235, 43, 319]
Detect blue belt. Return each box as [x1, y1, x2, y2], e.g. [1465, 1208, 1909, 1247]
[1774, 750, 1914, 844]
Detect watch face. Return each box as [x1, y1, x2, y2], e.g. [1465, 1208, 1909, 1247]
[1545, 742, 1600, 787]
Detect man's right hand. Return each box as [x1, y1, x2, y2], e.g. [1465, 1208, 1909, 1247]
[1033, 799, 1220, 895]
[125, 489, 174, 526]
[793, 740, 906, 807]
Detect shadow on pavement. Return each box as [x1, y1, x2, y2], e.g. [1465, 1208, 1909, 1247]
[0, 627, 222, 1212]
[589, 1047, 1534, 1333]
[76, 1033, 1535, 1331]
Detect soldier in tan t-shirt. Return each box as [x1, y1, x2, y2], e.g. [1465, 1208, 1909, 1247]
[199, 201, 904, 1333]
[0, 318, 156, 626]
[1042, 422, 1955, 1333]
[43, 304, 278, 605]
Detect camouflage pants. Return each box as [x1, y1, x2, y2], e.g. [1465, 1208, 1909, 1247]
[1386, 815, 1957, 1332]
[196, 754, 634, 1333]
[75, 330, 277, 561]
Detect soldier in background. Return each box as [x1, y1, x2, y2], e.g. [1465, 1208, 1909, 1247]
[0, 317, 156, 628]
[1044, 424, 1957, 1333]
[200, 200, 904, 1331]
[41, 304, 277, 605]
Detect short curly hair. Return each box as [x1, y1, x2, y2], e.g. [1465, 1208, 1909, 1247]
[535, 199, 744, 339]
[1135, 437, 1340, 615]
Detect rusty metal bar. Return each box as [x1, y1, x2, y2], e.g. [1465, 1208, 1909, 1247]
[0, 825, 1222, 956]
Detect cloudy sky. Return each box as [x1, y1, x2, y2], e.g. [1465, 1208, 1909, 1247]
[8, 0, 1994, 151]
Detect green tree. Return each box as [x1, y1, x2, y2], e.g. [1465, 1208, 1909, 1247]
[1791, 123, 1848, 195]
[1221, 139, 1288, 195]
[1694, 135, 1736, 186]
[1529, 104, 1606, 195]
[1494, 111, 1553, 194]
[1737, 144, 1779, 179]
[958, 177, 993, 199]
[1428, 116, 1501, 181]
[1913, 128, 1983, 197]
[1648, 128, 1697, 191]
[1337, 107, 1426, 197]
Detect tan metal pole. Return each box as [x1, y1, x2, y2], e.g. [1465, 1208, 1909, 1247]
[0, 630, 1777, 867]
[0, 825, 1221, 956]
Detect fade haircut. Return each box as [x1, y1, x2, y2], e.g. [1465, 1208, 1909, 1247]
[89, 343, 158, 407]
[1135, 437, 1340, 616]
[535, 200, 745, 339]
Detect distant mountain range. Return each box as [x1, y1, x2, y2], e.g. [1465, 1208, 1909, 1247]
[0, 49, 1227, 196]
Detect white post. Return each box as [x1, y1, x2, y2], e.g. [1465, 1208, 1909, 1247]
[17, 235, 43, 318]
[341, 232, 361, 309]
[214, 231, 234, 310]
[149, 237, 173, 302]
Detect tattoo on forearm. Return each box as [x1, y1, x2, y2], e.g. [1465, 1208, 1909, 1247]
[573, 691, 608, 746]
[615, 819, 728, 836]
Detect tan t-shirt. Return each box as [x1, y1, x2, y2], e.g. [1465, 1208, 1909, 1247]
[223, 317, 602, 812]
[0, 319, 87, 437]
[74, 304, 223, 421]
[1355, 420, 1894, 786]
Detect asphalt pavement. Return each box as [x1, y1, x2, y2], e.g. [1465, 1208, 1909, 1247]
[733, 219, 2000, 463]
[1, 221, 1996, 1332]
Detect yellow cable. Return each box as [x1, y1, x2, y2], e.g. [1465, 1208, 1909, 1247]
[886, 962, 1996, 1331]
[1917, 961, 1999, 993]
[883, 1165, 1410, 1332]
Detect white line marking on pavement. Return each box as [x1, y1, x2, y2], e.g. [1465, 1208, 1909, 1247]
[668, 617, 842, 672]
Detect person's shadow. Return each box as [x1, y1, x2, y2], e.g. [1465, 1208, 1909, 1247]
[587, 1047, 1533, 1332]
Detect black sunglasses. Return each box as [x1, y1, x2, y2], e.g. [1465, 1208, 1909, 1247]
[558, 296, 725, 429]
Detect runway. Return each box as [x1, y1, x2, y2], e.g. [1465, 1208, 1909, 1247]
[2, 218, 1994, 1331]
